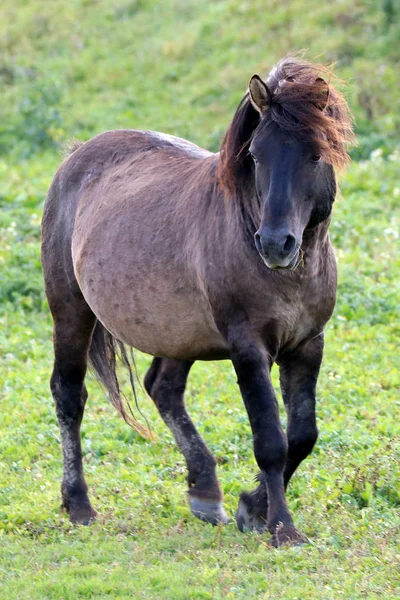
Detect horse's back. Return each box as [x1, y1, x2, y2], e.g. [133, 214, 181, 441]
[42, 128, 211, 270]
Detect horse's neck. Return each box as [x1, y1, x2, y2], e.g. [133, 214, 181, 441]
[232, 187, 261, 234]
[303, 219, 331, 245]
[302, 220, 332, 268]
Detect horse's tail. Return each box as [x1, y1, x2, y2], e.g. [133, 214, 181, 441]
[88, 321, 153, 439]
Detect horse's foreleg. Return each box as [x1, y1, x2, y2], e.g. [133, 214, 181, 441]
[230, 338, 307, 547]
[145, 358, 227, 525]
[50, 304, 97, 524]
[279, 334, 323, 488]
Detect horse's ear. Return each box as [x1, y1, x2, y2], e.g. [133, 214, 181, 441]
[315, 77, 329, 111]
[248, 75, 271, 115]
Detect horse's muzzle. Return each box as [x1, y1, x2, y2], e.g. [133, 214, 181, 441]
[254, 228, 299, 269]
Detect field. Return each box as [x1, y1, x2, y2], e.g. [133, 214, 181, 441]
[0, 1, 399, 598]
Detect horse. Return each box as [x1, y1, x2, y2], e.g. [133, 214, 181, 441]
[41, 57, 355, 547]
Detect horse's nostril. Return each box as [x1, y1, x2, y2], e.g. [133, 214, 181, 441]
[255, 229, 296, 261]
[283, 234, 296, 255]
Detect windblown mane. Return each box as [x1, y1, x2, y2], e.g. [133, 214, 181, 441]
[218, 57, 356, 196]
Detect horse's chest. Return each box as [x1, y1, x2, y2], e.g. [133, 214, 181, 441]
[263, 279, 335, 352]
[287, 296, 322, 345]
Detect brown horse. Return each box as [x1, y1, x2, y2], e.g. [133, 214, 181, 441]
[41, 57, 355, 547]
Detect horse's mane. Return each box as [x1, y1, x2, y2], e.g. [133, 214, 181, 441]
[218, 57, 356, 197]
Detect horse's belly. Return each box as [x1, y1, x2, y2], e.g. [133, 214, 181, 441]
[74, 261, 229, 360]
[118, 316, 229, 361]
[108, 296, 229, 360]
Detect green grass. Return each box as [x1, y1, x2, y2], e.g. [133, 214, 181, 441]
[1, 0, 400, 158]
[1, 1, 400, 598]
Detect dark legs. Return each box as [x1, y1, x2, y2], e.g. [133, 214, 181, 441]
[235, 473, 269, 534]
[145, 358, 227, 524]
[234, 336, 323, 543]
[235, 336, 323, 541]
[231, 335, 322, 546]
[231, 342, 303, 546]
[280, 334, 323, 488]
[50, 302, 97, 523]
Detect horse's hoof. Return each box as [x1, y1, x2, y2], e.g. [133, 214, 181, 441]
[270, 523, 309, 548]
[235, 496, 268, 533]
[189, 496, 229, 525]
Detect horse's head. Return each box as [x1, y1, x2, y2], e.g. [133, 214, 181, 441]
[249, 74, 337, 269]
[218, 58, 355, 270]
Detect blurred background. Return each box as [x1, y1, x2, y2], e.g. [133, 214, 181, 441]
[0, 3, 399, 597]
[1, 0, 400, 159]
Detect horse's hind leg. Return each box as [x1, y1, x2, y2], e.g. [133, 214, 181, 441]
[145, 358, 228, 524]
[49, 297, 97, 524]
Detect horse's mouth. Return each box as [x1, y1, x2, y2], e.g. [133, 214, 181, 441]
[259, 250, 301, 271]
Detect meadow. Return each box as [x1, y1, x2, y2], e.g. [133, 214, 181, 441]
[0, 1, 399, 598]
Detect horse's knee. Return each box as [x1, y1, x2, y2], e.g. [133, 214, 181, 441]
[288, 422, 318, 460]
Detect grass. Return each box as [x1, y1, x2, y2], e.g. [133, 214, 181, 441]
[0, 0, 400, 598]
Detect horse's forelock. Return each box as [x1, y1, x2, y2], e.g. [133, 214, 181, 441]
[263, 58, 356, 169]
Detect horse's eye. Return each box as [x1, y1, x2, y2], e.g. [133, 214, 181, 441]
[250, 152, 258, 163]
[311, 154, 321, 164]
